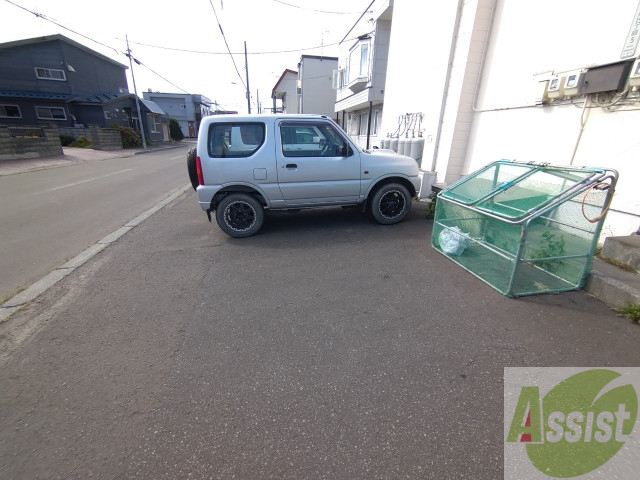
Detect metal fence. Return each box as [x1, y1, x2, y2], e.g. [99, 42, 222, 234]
[8, 126, 45, 138]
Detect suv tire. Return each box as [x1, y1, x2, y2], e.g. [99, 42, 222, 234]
[215, 193, 264, 237]
[370, 183, 411, 225]
[187, 147, 198, 191]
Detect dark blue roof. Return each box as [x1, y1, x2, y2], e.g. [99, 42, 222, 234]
[74, 92, 131, 103]
[0, 89, 75, 100]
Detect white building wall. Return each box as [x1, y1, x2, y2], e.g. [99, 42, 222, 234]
[435, 0, 494, 184]
[278, 73, 299, 114]
[382, 0, 640, 237]
[466, 0, 640, 236]
[299, 57, 338, 118]
[380, 1, 460, 161]
[371, 19, 391, 104]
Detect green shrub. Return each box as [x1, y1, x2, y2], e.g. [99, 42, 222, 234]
[120, 126, 142, 148]
[110, 125, 142, 148]
[614, 302, 640, 323]
[59, 134, 74, 146]
[424, 192, 437, 219]
[169, 118, 184, 141]
[69, 136, 93, 148]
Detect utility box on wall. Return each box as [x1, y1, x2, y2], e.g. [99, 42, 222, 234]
[628, 57, 640, 87]
[581, 60, 633, 94]
[563, 69, 586, 96]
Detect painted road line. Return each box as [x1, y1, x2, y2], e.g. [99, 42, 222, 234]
[48, 168, 133, 192]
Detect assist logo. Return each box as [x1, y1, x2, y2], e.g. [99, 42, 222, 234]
[505, 368, 638, 478]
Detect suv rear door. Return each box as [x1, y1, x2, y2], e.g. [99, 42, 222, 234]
[276, 120, 361, 204]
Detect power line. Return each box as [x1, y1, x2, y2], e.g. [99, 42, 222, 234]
[5, 0, 192, 95]
[207, 0, 247, 92]
[124, 38, 345, 56]
[129, 55, 190, 95]
[341, 0, 376, 44]
[4, 0, 119, 55]
[271, 0, 361, 15]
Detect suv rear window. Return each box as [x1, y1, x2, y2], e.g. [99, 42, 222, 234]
[208, 122, 265, 158]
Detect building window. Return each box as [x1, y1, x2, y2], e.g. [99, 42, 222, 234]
[372, 110, 381, 135]
[349, 114, 359, 135]
[180, 104, 187, 109]
[348, 39, 370, 84]
[36, 106, 66, 120]
[359, 113, 369, 136]
[148, 113, 161, 133]
[0, 104, 21, 118]
[35, 67, 66, 81]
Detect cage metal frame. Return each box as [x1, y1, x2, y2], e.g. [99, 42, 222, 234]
[432, 160, 618, 297]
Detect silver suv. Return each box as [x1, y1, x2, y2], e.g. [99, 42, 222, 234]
[187, 114, 421, 237]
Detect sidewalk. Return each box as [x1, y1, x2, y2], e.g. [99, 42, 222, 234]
[0, 140, 193, 176]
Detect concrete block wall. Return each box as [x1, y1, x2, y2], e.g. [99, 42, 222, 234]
[88, 125, 123, 151]
[58, 126, 91, 140]
[0, 125, 63, 160]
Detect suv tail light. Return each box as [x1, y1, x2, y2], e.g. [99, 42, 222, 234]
[196, 156, 204, 185]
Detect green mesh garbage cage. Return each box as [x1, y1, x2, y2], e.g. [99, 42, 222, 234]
[431, 160, 618, 297]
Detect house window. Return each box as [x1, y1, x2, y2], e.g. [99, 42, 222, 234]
[359, 43, 369, 76]
[372, 110, 381, 135]
[36, 106, 66, 120]
[349, 114, 359, 135]
[348, 39, 371, 84]
[35, 67, 66, 81]
[0, 104, 21, 118]
[180, 104, 187, 109]
[147, 113, 161, 133]
[359, 113, 369, 136]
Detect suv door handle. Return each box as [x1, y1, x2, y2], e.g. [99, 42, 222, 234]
[285, 163, 297, 168]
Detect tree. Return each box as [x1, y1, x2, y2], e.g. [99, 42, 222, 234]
[169, 118, 184, 141]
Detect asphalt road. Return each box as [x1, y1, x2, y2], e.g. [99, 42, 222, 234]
[0, 147, 189, 302]
[1, 193, 639, 479]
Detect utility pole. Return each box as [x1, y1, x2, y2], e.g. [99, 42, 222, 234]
[244, 41, 251, 114]
[126, 35, 147, 149]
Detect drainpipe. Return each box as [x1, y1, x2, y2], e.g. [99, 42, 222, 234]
[431, 0, 464, 172]
[569, 96, 589, 165]
[366, 101, 373, 149]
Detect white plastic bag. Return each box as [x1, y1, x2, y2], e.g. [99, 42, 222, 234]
[438, 226, 470, 256]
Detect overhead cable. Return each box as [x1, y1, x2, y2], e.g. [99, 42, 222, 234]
[271, 0, 361, 15]
[4, 0, 119, 55]
[207, 0, 247, 92]
[5, 0, 192, 95]
[124, 38, 345, 55]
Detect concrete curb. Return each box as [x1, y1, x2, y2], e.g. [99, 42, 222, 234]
[585, 271, 640, 307]
[0, 183, 192, 323]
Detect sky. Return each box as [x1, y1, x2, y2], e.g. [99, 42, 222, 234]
[0, 0, 372, 113]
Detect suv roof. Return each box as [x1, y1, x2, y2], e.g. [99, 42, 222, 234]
[203, 113, 330, 123]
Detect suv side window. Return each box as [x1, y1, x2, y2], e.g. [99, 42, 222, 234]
[208, 122, 265, 158]
[281, 122, 351, 158]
